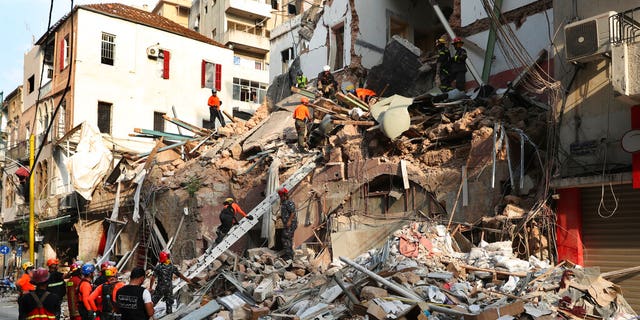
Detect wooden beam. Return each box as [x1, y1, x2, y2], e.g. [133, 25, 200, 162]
[222, 110, 238, 123]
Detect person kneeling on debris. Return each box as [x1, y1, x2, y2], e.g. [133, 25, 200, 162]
[347, 86, 377, 104]
[150, 251, 191, 314]
[317, 65, 338, 98]
[293, 97, 312, 152]
[296, 71, 308, 88]
[451, 37, 468, 91]
[278, 187, 298, 260]
[88, 266, 124, 320]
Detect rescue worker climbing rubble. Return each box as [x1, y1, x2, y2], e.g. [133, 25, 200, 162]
[149, 251, 191, 314]
[216, 198, 254, 244]
[45, 258, 66, 320]
[316, 65, 338, 98]
[278, 187, 298, 260]
[293, 97, 312, 152]
[435, 37, 453, 91]
[451, 37, 468, 91]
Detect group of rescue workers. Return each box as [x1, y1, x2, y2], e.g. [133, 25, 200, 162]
[435, 36, 468, 92]
[15, 251, 191, 320]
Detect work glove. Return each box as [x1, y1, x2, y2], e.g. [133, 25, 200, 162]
[247, 215, 254, 220]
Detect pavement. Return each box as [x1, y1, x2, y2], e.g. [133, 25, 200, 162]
[0, 294, 19, 318]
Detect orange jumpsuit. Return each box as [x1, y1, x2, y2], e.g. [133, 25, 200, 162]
[16, 273, 35, 294]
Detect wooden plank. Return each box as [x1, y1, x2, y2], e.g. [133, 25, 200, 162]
[316, 97, 351, 114]
[222, 110, 238, 123]
[462, 165, 468, 207]
[336, 92, 369, 111]
[290, 86, 316, 98]
[332, 120, 375, 126]
[400, 160, 410, 190]
[311, 105, 349, 120]
[143, 138, 164, 171]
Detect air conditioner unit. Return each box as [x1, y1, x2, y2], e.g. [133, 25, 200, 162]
[564, 11, 617, 62]
[147, 45, 159, 59]
[611, 41, 640, 99]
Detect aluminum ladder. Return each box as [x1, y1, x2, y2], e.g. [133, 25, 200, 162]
[172, 154, 320, 294]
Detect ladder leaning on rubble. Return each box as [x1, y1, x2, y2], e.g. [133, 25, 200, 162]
[172, 153, 320, 294]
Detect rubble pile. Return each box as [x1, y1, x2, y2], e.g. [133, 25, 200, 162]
[176, 222, 636, 320]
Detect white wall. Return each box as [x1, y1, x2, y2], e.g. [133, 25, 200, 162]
[73, 9, 234, 139]
[23, 46, 44, 113]
[461, 0, 539, 27]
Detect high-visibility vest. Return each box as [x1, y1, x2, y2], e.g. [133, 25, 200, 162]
[25, 291, 56, 320]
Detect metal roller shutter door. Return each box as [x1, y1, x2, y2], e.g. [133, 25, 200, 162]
[581, 184, 640, 310]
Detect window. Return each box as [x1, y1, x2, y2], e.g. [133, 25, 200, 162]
[271, 0, 278, 10]
[97, 102, 112, 134]
[27, 75, 35, 93]
[101, 32, 115, 65]
[154, 112, 166, 132]
[59, 35, 69, 71]
[331, 24, 345, 70]
[287, 3, 297, 14]
[389, 16, 409, 41]
[205, 5, 208, 14]
[232, 77, 267, 104]
[255, 61, 262, 70]
[201, 60, 222, 91]
[281, 47, 293, 73]
[212, 28, 217, 39]
[56, 100, 66, 139]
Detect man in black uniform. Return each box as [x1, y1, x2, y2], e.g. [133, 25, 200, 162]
[45, 258, 66, 320]
[149, 251, 191, 314]
[115, 267, 154, 320]
[435, 38, 452, 91]
[451, 37, 468, 91]
[278, 187, 298, 260]
[18, 268, 60, 320]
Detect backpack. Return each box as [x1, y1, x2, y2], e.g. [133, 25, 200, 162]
[26, 291, 56, 320]
[102, 283, 115, 313]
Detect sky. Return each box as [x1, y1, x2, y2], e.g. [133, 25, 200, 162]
[0, 0, 155, 99]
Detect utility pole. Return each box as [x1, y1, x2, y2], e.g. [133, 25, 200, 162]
[29, 134, 35, 263]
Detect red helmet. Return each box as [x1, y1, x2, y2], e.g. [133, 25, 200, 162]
[277, 187, 288, 196]
[46, 258, 60, 267]
[159, 251, 170, 264]
[100, 261, 110, 270]
[301, 97, 309, 104]
[453, 37, 464, 44]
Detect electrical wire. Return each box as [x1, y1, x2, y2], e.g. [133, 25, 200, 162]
[596, 86, 619, 218]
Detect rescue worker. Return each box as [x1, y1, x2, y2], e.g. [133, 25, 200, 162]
[16, 261, 35, 295]
[223, 198, 254, 223]
[296, 71, 308, 88]
[77, 264, 96, 320]
[278, 187, 297, 260]
[18, 268, 60, 320]
[65, 263, 83, 320]
[45, 258, 66, 319]
[207, 89, 225, 128]
[93, 261, 111, 288]
[115, 267, 154, 320]
[293, 97, 312, 152]
[88, 266, 124, 320]
[347, 86, 378, 104]
[435, 38, 453, 91]
[149, 251, 191, 314]
[451, 37, 468, 91]
[316, 65, 338, 98]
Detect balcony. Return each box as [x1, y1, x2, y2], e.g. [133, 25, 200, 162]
[8, 140, 29, 162]
[226, 0, 272, 20]
[224, 29, 270, 54]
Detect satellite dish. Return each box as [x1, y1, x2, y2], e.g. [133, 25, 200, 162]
[621, 130, 640, 153]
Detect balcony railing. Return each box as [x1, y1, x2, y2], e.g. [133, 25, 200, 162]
[610, 7, 640, 44]
[7, 133, 46, 161]
[226, 0, 272, 19]
[224, 29, 270, 52]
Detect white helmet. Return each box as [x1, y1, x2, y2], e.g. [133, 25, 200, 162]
[323, 65, 330, 72]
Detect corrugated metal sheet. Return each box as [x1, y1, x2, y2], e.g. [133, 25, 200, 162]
[581, 184, 640, 311]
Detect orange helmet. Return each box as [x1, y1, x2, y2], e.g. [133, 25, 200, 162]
[104, 266, 118, 277]
[159, 251, 170, 264]
[277, 187, 288, 196]
[301, 97, 309, 104]
[46, 258, 60, 267]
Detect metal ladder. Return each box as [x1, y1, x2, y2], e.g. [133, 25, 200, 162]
[172, 154, 320, 294]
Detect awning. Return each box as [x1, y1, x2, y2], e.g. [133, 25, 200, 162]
[38, 215, 75, 229]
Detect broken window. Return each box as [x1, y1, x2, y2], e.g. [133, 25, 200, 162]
[59, 34, 70, 71]
[232, 77, 267, 103]
[331, 24, 345, 70]
[27, 75, 35, 93]
[154, 112, 166, 132]
[281, 47, 293, 73]
[271, 0, 278, 10]
[201, 60, 221, 91]
[101, 32, 115, 66]
[389, 16, 409, 42]
[97, 101, 112, 134]
[287, 2, 297, 15]
[361, 175, 441, 216]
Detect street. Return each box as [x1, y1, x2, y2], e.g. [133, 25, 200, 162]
[0, 294, 19, 319]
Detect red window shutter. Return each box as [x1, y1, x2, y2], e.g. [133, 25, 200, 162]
[201, 60, 206, 88]
[162, 50, 171, 79]
[59, 38, 65, 71]
[215, 64, 222, 91]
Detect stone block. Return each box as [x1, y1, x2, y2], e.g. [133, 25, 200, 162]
[360, 286, 388, 300]
[367, 301, 388, 320]
[314, 162, 345, 182]
[253, 278, 274, 302]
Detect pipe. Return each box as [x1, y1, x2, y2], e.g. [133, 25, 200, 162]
[333, 271, 359, 305]
[339, 257, 472, 316]
[429, 0, 484, 86]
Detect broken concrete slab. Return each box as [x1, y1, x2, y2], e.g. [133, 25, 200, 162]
[242, 111, 295, 152]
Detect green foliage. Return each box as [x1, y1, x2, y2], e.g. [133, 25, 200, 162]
[185, 175, 202, 197]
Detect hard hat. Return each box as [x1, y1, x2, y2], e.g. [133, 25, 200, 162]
[22, 261, 34, 271]
[104, 266, 118, 277]
[223, 197, 234, 204]
[31, 268, 50, 284]
[81, 263, 96, 276]
[70, 263, 81, 272]
[159, 251, 170, 264]
[46, 258, 60, 267]
[277, 187, 289, 196]
[453, 37, 464, 44]
[301, 97, 309, 104]
[323, 65, 330, 72]
[100, 261, 111, 270]
[436, 38, 447, 45]
[345, 84, 355, 91]
[211, 89, 217, 94]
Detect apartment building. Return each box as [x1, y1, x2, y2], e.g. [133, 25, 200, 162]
[152, 0, 193, 28]
[189, 0, 273, 114]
